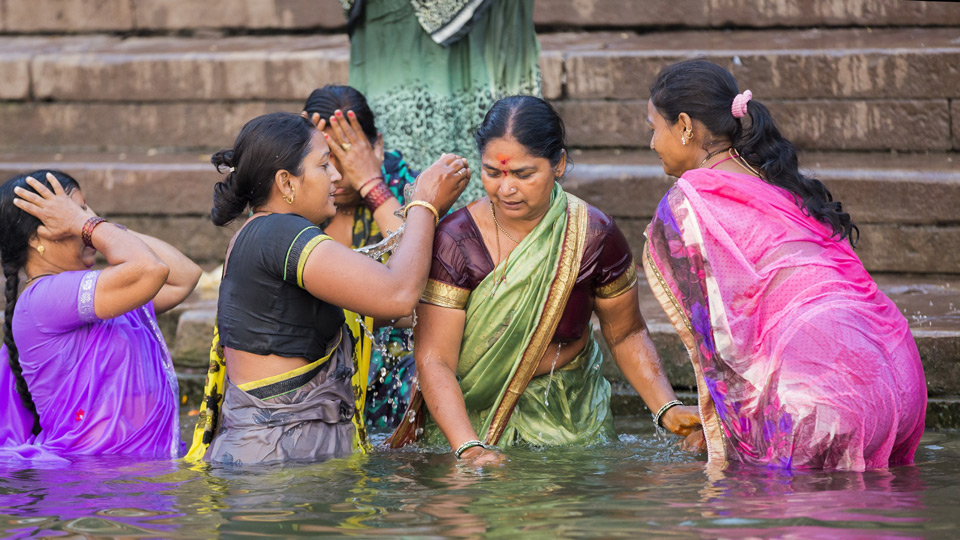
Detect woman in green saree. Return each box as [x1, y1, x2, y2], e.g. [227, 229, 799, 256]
[390, 96, 701, 463]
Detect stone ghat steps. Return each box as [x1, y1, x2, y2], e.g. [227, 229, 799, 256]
[0, 149, 956, 273]
[1, 0, 958, 34]
[1, 28, 958, 153]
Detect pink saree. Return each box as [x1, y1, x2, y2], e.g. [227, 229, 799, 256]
[643, 169, 926, 471]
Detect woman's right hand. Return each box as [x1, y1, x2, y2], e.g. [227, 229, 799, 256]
[662, 405, 702, 437]
[412, 153, 470, 216]
[13, 173, 94, 240]
[458, 445, 507, 467]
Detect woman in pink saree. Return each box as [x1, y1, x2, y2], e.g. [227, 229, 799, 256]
[643, 60, 926, 470]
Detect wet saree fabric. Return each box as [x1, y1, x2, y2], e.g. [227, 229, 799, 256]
[0, 270, 181, 463]
[393, 186, 618, 447]
[644, 169, 926, 470]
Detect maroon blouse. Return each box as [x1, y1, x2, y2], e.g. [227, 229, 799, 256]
[423, 204, 637, 343]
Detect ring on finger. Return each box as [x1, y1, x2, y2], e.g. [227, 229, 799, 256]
[341, 142, 352, 152]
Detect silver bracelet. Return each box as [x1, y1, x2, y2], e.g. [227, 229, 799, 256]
[653, 399, 684, 429]
[454, 439, 487, 459]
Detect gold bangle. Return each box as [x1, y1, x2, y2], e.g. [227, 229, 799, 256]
[403, 200, 440, 226]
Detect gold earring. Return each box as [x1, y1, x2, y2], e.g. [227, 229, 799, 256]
[682, 127, 693, 145]
[283, 188, 295, 205]
[36, 244, 45, 256]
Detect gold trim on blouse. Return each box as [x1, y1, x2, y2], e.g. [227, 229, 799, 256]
[594, 263, 638, 299]
[421, 279, 471, 309]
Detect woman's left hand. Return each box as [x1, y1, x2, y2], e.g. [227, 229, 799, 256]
[662, 405, 702, 437]
[13, 173, 95, 240]
[322, 109, 384, 193]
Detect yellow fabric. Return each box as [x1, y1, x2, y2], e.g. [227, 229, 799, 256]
[296, 234, 332, 288]
[344, 310, 373, 453]
[184, 325, 226, 462]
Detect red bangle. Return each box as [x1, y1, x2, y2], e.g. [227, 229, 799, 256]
[357, 175, 384, 196]
[81, 217, 107, 247]
[363, 182, 394, 212]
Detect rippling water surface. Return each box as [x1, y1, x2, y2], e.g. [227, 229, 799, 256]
[1, 415, 958, 539]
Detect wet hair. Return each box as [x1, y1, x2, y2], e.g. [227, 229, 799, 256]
[650, 59, 858, 246]
[474, 95, 569, 170]
[210, 112, 316, 226]
[0, 170, 81, 435]
[303, 85, 378, 143]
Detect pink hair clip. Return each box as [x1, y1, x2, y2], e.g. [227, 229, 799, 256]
[732, 90, 752, 119]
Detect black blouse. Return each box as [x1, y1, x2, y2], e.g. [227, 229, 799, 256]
[218, 213, 344, 360]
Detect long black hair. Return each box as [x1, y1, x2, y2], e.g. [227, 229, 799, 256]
[303, 85, 378, 143]
[210, 112, 316, 226]
[0, 170, 82, 435]
[650, 59, 858, 246]
[475, 95, 568, 170]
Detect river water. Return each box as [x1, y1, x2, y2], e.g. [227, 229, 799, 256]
[1, 414, 958, 539]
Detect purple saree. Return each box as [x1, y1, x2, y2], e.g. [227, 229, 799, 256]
[0, 270, 182, 463]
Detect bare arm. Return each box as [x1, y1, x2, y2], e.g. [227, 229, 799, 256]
[13, 174, 170, 320]
[595, 286, 701, 436]
[414, 302, 504, 464]
[130, 231, 202, 314]
[302, 154, 469, 319]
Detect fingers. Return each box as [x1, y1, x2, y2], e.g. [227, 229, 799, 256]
[328, 111, 350, 145]
[23, 176, 54, 199]
[11, 196, 42, 218]
[315, 115, 326, 131]
[12, 185, 44, 205]
[342, 110, 365, 142]
[323, 132, 343, 159]
[46, 172, 66, 196]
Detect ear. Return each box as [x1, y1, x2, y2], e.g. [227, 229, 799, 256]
[553, 149, 568, 179]
[677, 112, 693, 133]
[374, 133, 385, 162]
[274, 169, 295, 198]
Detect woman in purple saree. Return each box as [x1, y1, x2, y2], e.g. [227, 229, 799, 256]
[0, 170, 201, 463]
[643, 60, 926, 470]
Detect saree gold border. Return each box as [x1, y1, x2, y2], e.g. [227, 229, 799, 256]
[421, 279, 470, 309]
[594, 263, 638, 299]
[484, 196, 589, 445]
[236, 331, 341, 392]
[297, 234, 332, 288]
[642, 241, 727, 465]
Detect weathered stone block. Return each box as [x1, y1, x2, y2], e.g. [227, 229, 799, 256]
[4, 0, 133, 32]
[711, 0, 960, 28]
[560, 28, 960, 100]
[556, 99, 953, 152]
[111, 215, 239, 264]
[534, 0, 708, 27]
[133, 0, 346, 30]
[0, 57, 30, 100]
[564, 161, 673, 220]
[173, 309, 217, 368]
[0, 101, 302, 152]
[915, 330, 960, 397]
[32, 35, 349, 102]
[855, 224, 960, 274]
[539, 50, 564, 100]
[0, 157, 217, 215]
[953, 100, 960, 151]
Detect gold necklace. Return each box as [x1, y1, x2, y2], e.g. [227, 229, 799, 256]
[490, 202, 520, 244]
[489, 202, 512, 291]
[729, 149, 763, 178]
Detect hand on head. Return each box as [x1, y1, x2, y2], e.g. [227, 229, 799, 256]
[412, 153, 470, 216]
[12, 173, 94, 241]
[305, 109, 383, 194]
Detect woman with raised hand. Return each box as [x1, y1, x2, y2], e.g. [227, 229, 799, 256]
[391, 96, 701, 464]
[302, 85, 420, 431]
[0, 170, 201, 463]
[188, 112, 468, 465]
[643, 59, 926, 470]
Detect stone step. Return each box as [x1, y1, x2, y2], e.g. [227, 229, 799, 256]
[2, 0, 958, 34]
[6, 28, 956, 102]
[1, 150, 957, 272]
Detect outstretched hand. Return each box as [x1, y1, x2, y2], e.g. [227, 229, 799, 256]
[412, 153, 470, 215]
[12, 173, 94, 241]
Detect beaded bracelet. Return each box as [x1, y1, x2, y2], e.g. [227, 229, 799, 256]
[363, 182, 394, 212]
[402, 200, 440, 226]
[455, 439, 488, 459]
[81, 217, 107, 247]
[653, 399, 684, 429]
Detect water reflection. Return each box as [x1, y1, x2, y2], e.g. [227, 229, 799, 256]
[1, 424, 957, 538]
